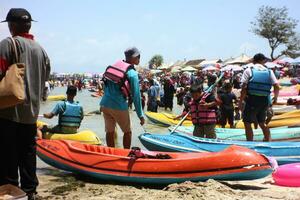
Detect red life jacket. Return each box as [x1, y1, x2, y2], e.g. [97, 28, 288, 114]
[189, 98, 216, 125]
[102, 60, 134, 99]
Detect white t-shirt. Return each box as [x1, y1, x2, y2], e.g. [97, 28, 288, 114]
[240, 64, 278, 85]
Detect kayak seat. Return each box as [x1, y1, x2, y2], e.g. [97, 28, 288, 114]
[82, 144, 116, 155]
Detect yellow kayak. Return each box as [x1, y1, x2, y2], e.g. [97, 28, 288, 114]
[145, 112, 193, 127]
[36, 121, 101, 145]
[47, 95, 66, 101]
[145, 110, 300, 128]
[43, 130, 101, 145]
[235, 110, 300, 128]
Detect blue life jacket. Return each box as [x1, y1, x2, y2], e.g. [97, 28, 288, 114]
[247, 67, 272, 96]
[59, 101, 82, 127]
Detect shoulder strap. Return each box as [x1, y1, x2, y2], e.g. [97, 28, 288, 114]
[9, 37, 19, 63]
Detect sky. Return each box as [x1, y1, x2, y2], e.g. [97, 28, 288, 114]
[0, 0, 299, 73]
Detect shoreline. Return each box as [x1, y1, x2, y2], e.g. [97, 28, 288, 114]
[36, 167, 300, 200]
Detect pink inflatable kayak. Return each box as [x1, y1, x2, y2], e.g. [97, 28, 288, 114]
[277, 86, 299, 97]
[273, 163, 300, 187]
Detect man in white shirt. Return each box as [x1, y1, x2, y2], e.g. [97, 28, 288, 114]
[238, 53, 279, 141]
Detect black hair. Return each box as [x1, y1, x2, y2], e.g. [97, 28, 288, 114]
[190, 84, 203, 94]
[9, 22, 31, 33]
[224, 82, 233, 91]
[66, 85, 77, 96]
[287, 98, 294, 105]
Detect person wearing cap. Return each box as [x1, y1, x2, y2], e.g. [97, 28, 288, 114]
[238, 53, 280, 141]
[0, 8, 50, 199]
[100, 47, 145, 149]
[40, 85, 84, 135]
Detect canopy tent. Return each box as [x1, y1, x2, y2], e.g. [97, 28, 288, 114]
[225, 54, 251, 65]
[221, 65, 243, 72]
[181, 66, 197, 72]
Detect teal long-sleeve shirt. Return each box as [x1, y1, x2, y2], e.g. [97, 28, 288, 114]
[100, 68, 144, 118]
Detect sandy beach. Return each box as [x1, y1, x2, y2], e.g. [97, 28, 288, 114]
[35, 167, 300, 200]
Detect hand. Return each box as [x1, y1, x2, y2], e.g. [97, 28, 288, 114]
[140, 117, 145, 126]
[199, 103, 209, 109]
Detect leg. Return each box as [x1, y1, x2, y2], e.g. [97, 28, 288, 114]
[106, 132, 115, 147]
[258, 122, 271, 141]
[102, 107, 117, 147]
[194, 125, 205, 138]
[123, 132, 132, 149]
[0, 118, 18, 187]
[228, 109, 235, 128]
[244, 122, 254, 141]
[204, 124, 216, 139]
[17, 123, 39, 194]
[110, 109, 131, 149]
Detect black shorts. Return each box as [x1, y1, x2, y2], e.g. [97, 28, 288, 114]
[242, 95, 269, 123]
[220, 108, 234, 125]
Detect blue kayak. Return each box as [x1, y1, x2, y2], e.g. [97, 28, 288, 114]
[168, 126, 300, 141]
[139, 132, 300, 165]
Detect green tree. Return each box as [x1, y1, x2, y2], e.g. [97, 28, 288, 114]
[148, 54, 164, 69]
[251, 6, 300, 60]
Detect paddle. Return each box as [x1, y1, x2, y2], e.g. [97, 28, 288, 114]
[169, 111, 191, 134]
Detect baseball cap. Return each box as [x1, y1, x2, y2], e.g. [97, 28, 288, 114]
[1, 8, 35, 23]
[253, 53, 267, 63]
[124, 47, 140, 58]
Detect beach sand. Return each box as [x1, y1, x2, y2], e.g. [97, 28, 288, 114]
[36, 167, 300, 200]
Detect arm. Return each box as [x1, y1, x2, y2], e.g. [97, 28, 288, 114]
[44, 102, 64, 119]
[238, 83, 247, 110]
[272, 83, 280, 104]
[128, 70, 144, 119]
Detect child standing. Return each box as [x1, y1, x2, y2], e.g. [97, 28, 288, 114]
[189, 84, 218, 138]
[218, 82, 237, 128]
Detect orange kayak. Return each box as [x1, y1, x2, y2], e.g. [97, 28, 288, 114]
[37, 139, 273, 184]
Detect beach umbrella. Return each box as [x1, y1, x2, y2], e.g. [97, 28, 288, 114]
[171, 68, 181, 73]
[157, 64, 170, 70]
[150, 69, 162, 74]
[265, 62, 282, 69]
[279, 57, 295, 64]
[221, 65, 243, 72]
[181, 66, 197, 72]
[203, 66, 219, 71]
